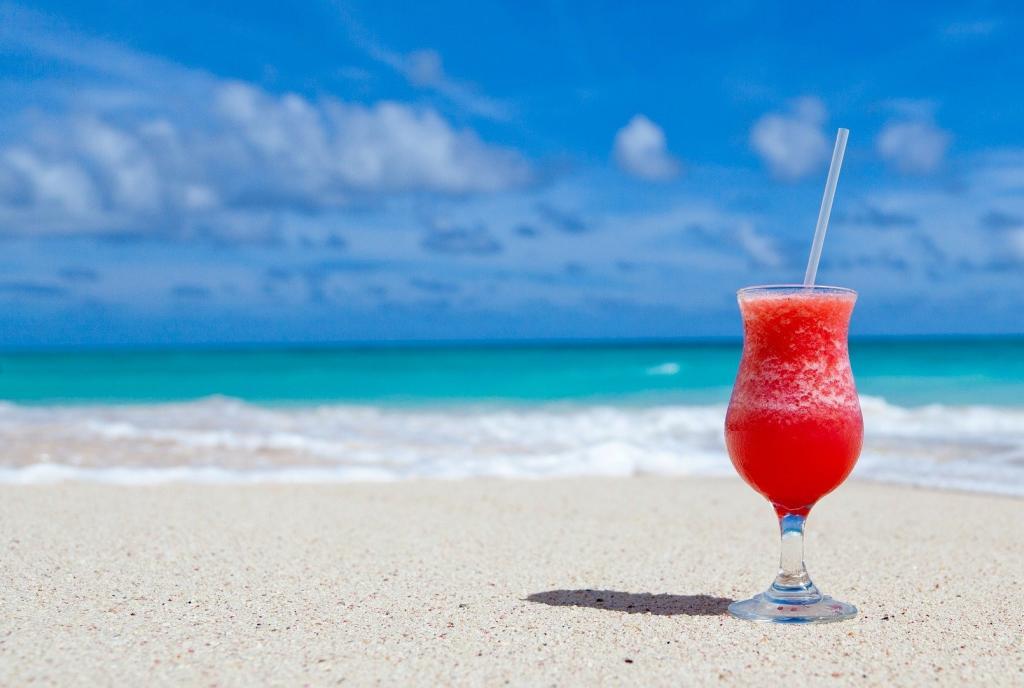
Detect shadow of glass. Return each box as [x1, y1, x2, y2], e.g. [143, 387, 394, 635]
[526, 589, 733, 616]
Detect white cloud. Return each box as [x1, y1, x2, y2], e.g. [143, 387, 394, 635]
[968, 149, 1024, 192]
[0, 79, 531, 235]
[215, 81, 529, 196]
[876, 111, 951, 175]
[2, 148, 99, 216]
[599, 201, 785, 272]
[827, 149, 1024, 280]
[0, 10, 532, 236]
[613, 115, 681, 181]
[750, 97, 829, 180]
[336, 11, 511, 121]
[736, 222, 782, 268]
[74, 118, 164, 211]
[366, 46, 511, 121]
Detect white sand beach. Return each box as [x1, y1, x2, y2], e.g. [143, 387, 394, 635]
[1, 477, 1021, 686]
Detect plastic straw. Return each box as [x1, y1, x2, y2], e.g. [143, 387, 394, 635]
[803, 128, 849, 286]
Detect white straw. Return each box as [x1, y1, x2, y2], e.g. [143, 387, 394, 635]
[803, 128, 849, 286]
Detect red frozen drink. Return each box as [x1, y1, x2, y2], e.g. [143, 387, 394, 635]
[725, 286, 862, 516]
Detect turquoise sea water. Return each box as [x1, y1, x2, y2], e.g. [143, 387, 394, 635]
[2, 339, 1023, 494]
[1, 339, 1023, 406]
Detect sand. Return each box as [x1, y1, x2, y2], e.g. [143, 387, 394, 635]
[0, 478, 1021, 686]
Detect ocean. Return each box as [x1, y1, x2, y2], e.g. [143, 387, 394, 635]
[1, 339, 1023, 495]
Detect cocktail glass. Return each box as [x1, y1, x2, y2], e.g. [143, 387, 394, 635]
[725, 285, 863, 623]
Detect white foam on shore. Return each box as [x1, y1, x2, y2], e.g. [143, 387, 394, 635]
[0, 396, 1022, 495]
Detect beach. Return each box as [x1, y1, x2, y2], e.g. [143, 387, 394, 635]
[2, 477, 1021, 686]
[6, 1, 1024, 684]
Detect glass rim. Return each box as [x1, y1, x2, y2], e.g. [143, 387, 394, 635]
[737, 284, 856, 297]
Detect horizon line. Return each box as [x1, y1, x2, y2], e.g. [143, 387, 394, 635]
[2, 332, 1024, 355]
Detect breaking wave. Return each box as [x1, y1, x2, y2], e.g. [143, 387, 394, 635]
[0, 395, 1021, 495]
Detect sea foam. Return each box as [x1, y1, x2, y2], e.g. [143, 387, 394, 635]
[0, 396, 1022, 495]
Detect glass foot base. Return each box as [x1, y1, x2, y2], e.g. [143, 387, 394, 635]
[728, 593, 857, 624]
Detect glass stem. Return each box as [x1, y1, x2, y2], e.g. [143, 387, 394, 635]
[766, 513, 822, 604]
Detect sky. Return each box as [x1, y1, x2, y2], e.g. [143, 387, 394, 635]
[1, 0, 1023, 347]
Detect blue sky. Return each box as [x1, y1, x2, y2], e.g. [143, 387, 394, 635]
[1, 1, 1023, 346]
